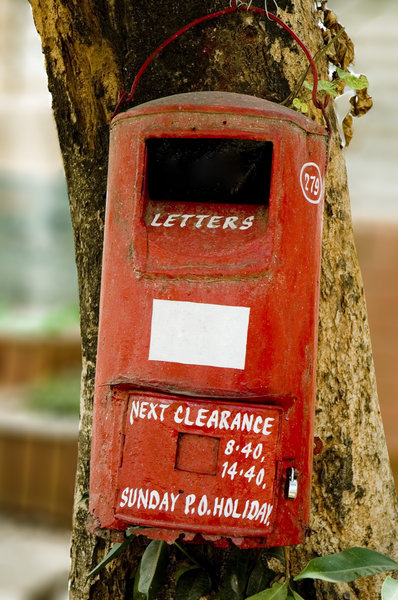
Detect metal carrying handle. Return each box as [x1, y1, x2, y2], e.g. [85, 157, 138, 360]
[112, 1, 329, 124]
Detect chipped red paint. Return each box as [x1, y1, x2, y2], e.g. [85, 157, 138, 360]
[89, 91, 328, 547]
[313, 437, 324, 456]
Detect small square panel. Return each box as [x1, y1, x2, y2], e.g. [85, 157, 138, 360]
[175, 433, 220, 475]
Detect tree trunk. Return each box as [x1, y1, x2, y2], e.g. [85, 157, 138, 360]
[28, 0, 398, 598]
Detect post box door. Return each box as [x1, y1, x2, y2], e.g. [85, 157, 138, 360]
[89, 92, 328, 547]
[116, 393, 282, 537]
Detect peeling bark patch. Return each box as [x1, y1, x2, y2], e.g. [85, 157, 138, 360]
[362, 392, 372, 415]
[276, 0, 295, 12]
[243, 24, 260, 41]
[319, 440, 355, 522]
[341, 273, 354, 291]
[355, 485, 365, 501]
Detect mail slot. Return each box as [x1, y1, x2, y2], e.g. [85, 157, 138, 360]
[89, 91, 328, 548]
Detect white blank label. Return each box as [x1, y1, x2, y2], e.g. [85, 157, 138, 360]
[149, 299, 250, 370]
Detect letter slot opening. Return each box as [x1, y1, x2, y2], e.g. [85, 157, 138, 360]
[146, 138, 273, 205]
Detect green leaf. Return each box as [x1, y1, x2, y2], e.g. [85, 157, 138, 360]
[294, 547, 398, 583]
[287, 589, 305, 600]
[304, 80, 339, 97]
[245, 582, 288, 600]
[175, 565, 199, 584]
[136, 540, 169, 600]
[246, 557, 276, 596]
[87, 538, 132, 580]
[134, 563, 145, 600]
[221, 548, 253, 600]
[175, 567, 212, 600]
[336, 67, 369, 90]
[383, 577, 398, 600]
[174, 541, 201, 567]
[292, 98, 308, 114]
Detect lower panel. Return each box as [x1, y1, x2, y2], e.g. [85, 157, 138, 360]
[115, 392, 282, 538]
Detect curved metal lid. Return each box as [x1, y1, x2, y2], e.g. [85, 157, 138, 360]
[112, 91, 327, 136]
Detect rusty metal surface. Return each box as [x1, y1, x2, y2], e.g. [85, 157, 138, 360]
[89, 92, 327, 547]
[112, 92, 328, 137]
[116, 393, 281, 537]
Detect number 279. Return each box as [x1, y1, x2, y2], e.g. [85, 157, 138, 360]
[304, 173, 320, 196]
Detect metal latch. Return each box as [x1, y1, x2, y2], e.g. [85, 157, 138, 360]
[286, 467, 298, 500]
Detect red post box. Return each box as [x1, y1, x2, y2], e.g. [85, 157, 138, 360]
[88, 90, 328, 548]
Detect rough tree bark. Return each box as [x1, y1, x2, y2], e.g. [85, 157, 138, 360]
[28, 0, 398, 598]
